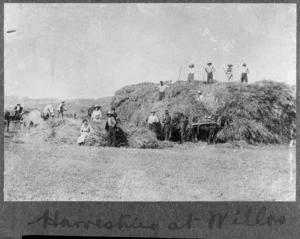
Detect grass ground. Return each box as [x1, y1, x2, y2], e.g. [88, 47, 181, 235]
[4, 124, 296, 201]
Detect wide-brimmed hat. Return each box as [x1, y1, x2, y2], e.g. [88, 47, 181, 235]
[150, 110, 156, 113]
[197, 90, 202, 94]
[107, 111, 112, 116]
[189, 63, 194, 68]
[17, 103, 20, 105]
[207, 62, 212, 65]
[61, 101, 65, 103]
[243, 63, 247, 66]
[228, 64, 233, 67]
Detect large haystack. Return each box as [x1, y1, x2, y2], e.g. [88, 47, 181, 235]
[111, 80, 296, 144]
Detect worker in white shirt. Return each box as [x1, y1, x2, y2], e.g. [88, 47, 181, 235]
[157, 81, 170, 101]
[147, 111, 159, 132]
[188, 64, 195, 83]
[205, 62, 216, 84]
[241, 63, 249, 83]
[91, 105, 102, 123]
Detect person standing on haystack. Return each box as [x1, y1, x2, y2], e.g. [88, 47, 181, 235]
[187, 64, 195, 83]
[205, 62, 216, 84]
[162, 110, 172, 141]
[147, 111, 159, 132]
[241, 63, 249, 83]
[107, 111, 117, 147]
[157, 81, 170, 101]
[226, 64, 234, 81]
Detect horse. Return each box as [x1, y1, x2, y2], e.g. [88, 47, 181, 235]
[191, 123, 215, 144]
[4, 109, 30, 132]
[22, 105, 55, 133]
[170, 112, 189, 143]
[41, 104, 55, 120]
[4, 110, 10, 132]
[191, 115, 231, 144]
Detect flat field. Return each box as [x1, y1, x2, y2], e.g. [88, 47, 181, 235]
[4, 126, 295, 201]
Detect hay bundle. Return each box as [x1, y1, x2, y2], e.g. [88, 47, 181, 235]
[215, 81, 296, 144]
[123, 125, 159, 148]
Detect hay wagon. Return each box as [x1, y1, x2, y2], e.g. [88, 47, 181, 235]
[191, 120, 220, 144]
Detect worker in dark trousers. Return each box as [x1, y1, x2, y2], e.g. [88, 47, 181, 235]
[162, 110, 172, 141]
[205, 62, 216, 84]
[107, 111, 117, 147]
[241, 63, 249, 83]
[14, 103, 23, 120]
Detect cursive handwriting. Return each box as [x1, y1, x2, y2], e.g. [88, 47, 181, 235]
[168, 213, 201, 230]
[232, 206, 285, 227]
[28, 209, 159, 237]
[28, 206, 285, 237]
[208, 206, 285, 230]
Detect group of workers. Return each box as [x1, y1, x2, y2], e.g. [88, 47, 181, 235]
[77, 106, 118, 147]
[157, 63, 249, 102]
[147, 88, 203, 141]
[12, 101, 67, 120]
[188, 62, 250, 83]
[12, 62, 250, 146]
[147, 109, 172, 141]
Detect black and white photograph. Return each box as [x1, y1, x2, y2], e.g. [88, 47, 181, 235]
[4, 3, 296, 201]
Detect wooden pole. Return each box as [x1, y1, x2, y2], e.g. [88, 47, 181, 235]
[177, 66, 182, 83]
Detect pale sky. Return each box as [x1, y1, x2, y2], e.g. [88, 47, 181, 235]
[4, 3, 296, 99]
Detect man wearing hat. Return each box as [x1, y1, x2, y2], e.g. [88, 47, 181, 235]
[162, 110, 172, 141]
[106, 111, 117, 147]
[205, 62, 216, 84]
[147, 110, 159, 132]
[188, 64, 195, 83]
[241, 63, 249, 83]
[57, 101, 67, 118]
[226, 64, 233, 81]
[110, 106, 118, 120]
[91, 105, 102, 123]
[157, 81, 170, 101]
[14, 103, 23, 119]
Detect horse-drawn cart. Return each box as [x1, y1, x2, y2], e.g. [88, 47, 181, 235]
[191, 120, 221, 144]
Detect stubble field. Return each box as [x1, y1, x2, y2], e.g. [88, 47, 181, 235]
[4, 124, 296, 201]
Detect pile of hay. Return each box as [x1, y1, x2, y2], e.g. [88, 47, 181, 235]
[215, 81, 296, 144]
[23, 117, 170, 149]
[111, 80, 296, 145]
